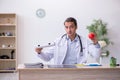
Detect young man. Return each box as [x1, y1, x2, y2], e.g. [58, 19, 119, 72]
[35, 17, 101, 64]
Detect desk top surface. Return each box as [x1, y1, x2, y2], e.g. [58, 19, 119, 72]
[18, 64, 120, 71]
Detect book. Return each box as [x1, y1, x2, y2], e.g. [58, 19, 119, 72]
[24, 62, 44, 68]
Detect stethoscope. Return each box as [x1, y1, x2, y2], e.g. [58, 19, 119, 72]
[61, 34, 83, 56]
[38, 34, 83, 56]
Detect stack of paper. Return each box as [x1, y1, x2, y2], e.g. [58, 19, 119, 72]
[24, 62, 44, 68]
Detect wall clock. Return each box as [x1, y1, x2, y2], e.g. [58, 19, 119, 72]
[36, 8, 46, 18]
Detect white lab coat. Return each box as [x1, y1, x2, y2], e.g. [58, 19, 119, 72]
[38, 35, 101, 64]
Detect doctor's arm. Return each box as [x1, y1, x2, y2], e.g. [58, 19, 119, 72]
[88, 35, 101, 59]
[89, 43, 101, 59]
[35, 46, 54, 61]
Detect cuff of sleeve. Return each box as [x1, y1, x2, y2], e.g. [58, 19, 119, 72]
[95, 43, 101, 48]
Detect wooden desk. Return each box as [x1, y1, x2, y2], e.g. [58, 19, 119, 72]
[18, 64, 120, 80]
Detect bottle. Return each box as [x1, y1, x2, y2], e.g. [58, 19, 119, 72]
[110, 57, 116, 67]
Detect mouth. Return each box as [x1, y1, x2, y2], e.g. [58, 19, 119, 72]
[67, 33, 72, 36]
[67, 31, 72, 34]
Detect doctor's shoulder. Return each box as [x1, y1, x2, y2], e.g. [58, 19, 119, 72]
[53, 35, 66, 44]
[78, 35, 89, 46]
[53, 36, 61, 42]
[79, 35, 88, 42]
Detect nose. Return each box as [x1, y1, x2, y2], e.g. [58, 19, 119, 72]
[68, 27, 71, 31]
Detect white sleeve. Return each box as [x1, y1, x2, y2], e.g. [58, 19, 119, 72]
[37, 46, 54, 61]
[37, 37, 60, 62]
[88, 40, 101, 60]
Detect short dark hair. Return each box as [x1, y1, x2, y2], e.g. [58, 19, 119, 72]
[64, 17, 77, 27]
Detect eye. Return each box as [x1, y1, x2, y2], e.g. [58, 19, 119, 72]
[69, 25, 75, 29]
[65, 26, 68, 29]
[70, 26, 74, 28]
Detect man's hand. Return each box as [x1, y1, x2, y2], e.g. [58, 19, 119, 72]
[88, 32, 98, 45]
[35, 48, 43, 54]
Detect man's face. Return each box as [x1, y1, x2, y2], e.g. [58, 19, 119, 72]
[64, 22, 77, 37]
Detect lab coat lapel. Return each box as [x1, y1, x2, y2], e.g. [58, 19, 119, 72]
[57, 38, 67, 64]
[75, 40, 81, 63]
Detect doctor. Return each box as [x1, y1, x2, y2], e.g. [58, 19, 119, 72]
[35, 17, 101, 64]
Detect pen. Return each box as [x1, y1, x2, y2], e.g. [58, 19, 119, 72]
[87, 64, 102, 66]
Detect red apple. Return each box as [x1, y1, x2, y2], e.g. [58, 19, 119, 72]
[88, 32, 95, 39]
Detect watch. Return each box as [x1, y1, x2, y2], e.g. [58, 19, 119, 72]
[36, 8, 46, 18]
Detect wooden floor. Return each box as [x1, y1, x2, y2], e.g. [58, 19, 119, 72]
[0, 73, 18, 80]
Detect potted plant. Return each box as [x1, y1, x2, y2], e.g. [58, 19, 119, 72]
[87, 19, 113, 57]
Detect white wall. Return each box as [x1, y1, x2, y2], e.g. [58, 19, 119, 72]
[0, 0, 120, 65]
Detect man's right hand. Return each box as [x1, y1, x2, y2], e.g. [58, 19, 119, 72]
[35, 48, 43, 54]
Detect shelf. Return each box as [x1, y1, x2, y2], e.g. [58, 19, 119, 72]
[0, 36, 16, 38]
[0, 70, 17, 73]
[0, 24, 16, 26]
[0, 13, 17, 72]
[0, 47, 16, 49]
[0, 59, 16, 61]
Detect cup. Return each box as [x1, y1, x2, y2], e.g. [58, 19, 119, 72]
[6, 32, 12, 36]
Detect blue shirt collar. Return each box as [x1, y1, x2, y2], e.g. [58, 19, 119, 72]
[66, 34, 78, 42]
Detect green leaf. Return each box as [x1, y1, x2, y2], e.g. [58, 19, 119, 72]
[87, 19, 113, 57]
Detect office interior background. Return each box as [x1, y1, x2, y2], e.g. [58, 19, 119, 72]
[0, 0, 120, 80]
